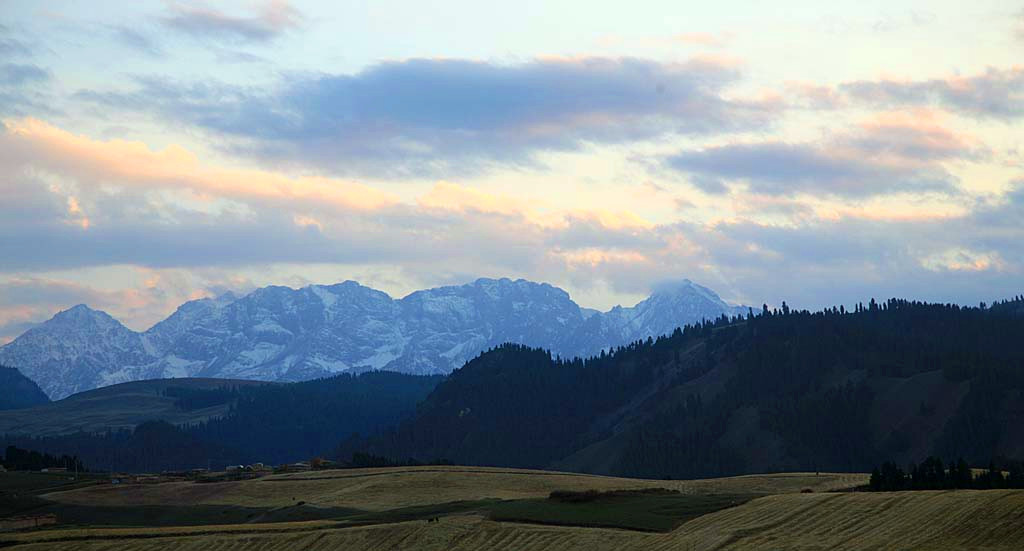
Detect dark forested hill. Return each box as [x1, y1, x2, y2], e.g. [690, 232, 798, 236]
[346, 296, 1024, 479]
[1, 371, 442, 471]
[0, 365, 50, 410]
[0, 378, 269, 436]
[184, 371, 444, 464]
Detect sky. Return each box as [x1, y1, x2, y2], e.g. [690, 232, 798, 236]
[0, 0, 1022, 343]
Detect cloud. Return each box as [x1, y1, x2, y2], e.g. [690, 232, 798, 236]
[0, 25, 32, 57]
[1, 118, 1021, 331]
[161, 0, 303, 43]
[841, 67, 1024, 119]
[0, 277, 142, 343]
[663, 112, 973, 197]
[212, 48, 266, 64]
[689, 175, 729, 194]
[0, 63, 56, 118]
[0, 64, 50, 86]
[0, 118, 652, 277]
[1, 118, 399, 213]
[108, 25, 164, 57]
[920, 248, 1005, 273]
[850, 111, 983, 161]
[784, 82, 845, 109]
[0, 270, 246, 342]
[75, 56, 774, 177]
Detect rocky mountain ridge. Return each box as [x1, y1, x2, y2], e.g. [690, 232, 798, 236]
[0, 278, 747, 399]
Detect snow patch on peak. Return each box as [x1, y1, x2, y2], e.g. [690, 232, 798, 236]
[52, 304, 106, 322]
[309, 285, 339, 309]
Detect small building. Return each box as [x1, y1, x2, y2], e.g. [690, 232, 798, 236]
[40, 467, 67, 473]
[313, 459, 339, 470]
[225, 465, 245, 473]
[276, 462, 311, 473]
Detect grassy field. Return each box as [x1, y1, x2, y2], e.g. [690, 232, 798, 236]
[43, 466, 866, 511]
[3, 467, 1022, 550]
[0, 472, 104, 496]
[488, 489, 756, 532]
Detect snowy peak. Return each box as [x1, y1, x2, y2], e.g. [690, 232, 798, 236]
[564, 280, 748, 355]
[49, 304, 121, 327]
[469, 277, 572, 302]
[23, 304, 137, 347]
[0, 278, 750, 399]
[649, 279, 719, 301]
[624, 279, 747, 340]
[311, 281, 393, 313]
[638, 279, 733, 316]
[0, 304, 155, 399]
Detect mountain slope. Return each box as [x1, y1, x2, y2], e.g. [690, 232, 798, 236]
[0, 278, 747, 399]
[0, 365, 50, 410]
[0, 371, 443, 471]
[567, 279, 747, 355]
[350, 296, 1024, 478]
[0, 378, 267, 436]
[0, 305, 157, 399]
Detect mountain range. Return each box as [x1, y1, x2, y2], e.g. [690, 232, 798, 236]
[0, 278, 748, 399]
[7, 295, 1022, 476]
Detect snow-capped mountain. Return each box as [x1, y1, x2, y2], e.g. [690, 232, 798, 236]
[0, 305, 158, 400]
[567, 279, 749, 355]
[0, 278, 748, 399]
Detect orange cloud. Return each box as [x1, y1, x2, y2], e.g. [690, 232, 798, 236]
[921, 249, 1006, 272]
[66, 196, 90, 229]
[417, 181, 536, 218]
[417, 181, 654, 231]
[3, 118, 399, 212]
[784, 81, 846, 109]
[859, 109, 976, 149]
[556, 248, 649, 268]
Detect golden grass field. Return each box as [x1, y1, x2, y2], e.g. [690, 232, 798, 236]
[43, 466, 866, 510]
[4, 467, 1023, 550]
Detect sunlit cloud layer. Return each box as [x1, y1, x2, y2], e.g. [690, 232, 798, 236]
[0, 0, 1021, 341]
[841, 67, 1024, 119]
[664, 112, 978, 197]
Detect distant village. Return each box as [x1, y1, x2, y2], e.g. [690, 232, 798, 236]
[110, 458, 344, 485]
